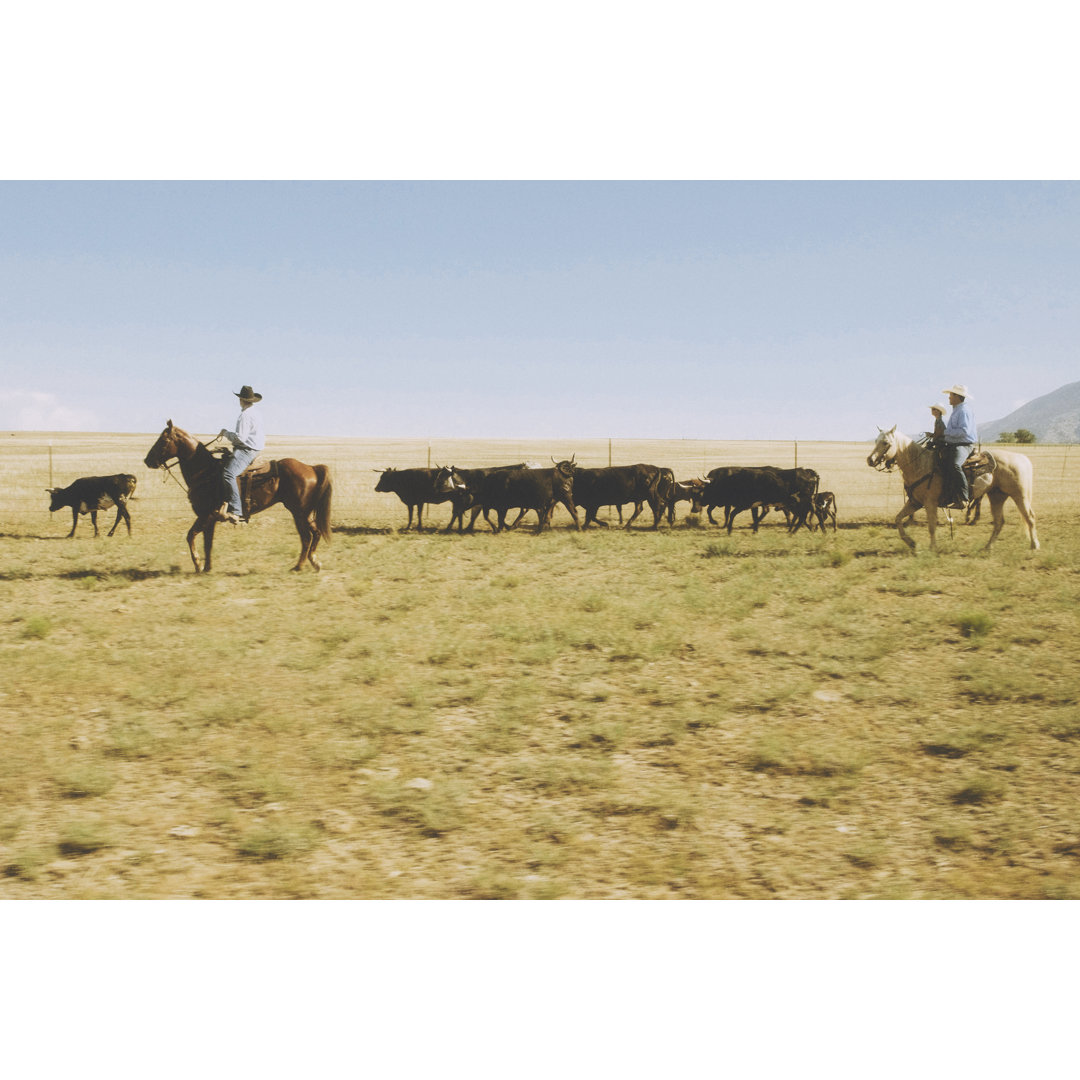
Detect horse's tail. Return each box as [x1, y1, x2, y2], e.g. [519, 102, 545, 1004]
[313, 465, 333, 542]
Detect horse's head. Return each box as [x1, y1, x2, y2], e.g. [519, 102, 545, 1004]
[144, 420, 197, 469]
[867, 425, 899, 471]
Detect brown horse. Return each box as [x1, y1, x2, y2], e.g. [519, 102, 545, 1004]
[867, 425, 1038, 552]
[144, 420, 332, 572]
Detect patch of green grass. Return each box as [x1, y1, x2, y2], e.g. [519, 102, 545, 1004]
[954, 610, 994, 639]
[950, 775, 1005, 806]
[365, 777, 469, 838]
[57, 817, 112, 855]
[748, 728, 865, 778]
[236, 821, 318, 861]
[19, 615, 52, 640]
[703, 541, 735, 558]
[4, 845, 57, 880]
[104, 721, 157, 759]
[55, 764, 117, 799]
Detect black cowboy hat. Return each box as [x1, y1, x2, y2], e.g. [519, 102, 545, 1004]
[235, 386, 263, 402]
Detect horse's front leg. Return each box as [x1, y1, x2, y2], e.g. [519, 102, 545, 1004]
[925, 502, 941, 551]
[894, 499, 920, 551]
[187, 519, 204, 572]
[187, 516, 215, 572]
[203, 519, 216, 571]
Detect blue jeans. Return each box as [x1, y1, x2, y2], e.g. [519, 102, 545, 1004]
[943, 443, 971, 504]
[222, 448, 258, 515]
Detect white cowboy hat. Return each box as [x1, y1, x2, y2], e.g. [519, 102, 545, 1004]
[941, 384, 969, 399]
[235, 385, 263, 402]
[928, 403, 946, 415]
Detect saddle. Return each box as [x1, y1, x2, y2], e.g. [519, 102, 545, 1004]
[238, 458, 279, 517]
[962, 450, 995, 484]
[920, 443, 995, 508]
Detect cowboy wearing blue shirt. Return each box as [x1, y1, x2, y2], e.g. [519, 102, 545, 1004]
[940, 383, 977, 509]
[216, 385, 265, 524]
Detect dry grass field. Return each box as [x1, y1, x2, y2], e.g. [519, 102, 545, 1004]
[2, 431, 1079, 898]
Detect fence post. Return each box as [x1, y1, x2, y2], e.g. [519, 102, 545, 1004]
[794, 440, 798, 468]
[608, 438, 612, 467]
[49, 442, 53, 489]
[427, 445, 431, 469]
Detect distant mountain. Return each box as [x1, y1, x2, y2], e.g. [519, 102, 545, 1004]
[979, 380, 1080, 444]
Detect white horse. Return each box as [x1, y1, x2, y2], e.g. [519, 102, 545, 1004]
[867, 426, 1038, 552]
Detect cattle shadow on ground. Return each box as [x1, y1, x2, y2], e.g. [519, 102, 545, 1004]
[0, 533, 72, 541]
[58, 567, 184, 582]
[0, 566, 186, 583]
[331, 524, 395, 536]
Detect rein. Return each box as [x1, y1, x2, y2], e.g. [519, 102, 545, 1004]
[157, 434, 225, 498]
[874, 437, 940, 507]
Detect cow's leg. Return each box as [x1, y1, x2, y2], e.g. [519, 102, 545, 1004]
[67, 507, 79, 537]
[416, 504, 424, 532]
[89, 510, 100, 537]
[505, 508, 528, 530]
[649, 496, 662, 529]
[625, 501, 644, 529]
[561, 497, 581, 531]
[109, 502, 131, 537]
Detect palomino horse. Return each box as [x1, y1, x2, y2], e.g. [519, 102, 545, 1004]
[867, 426, 1038, 552]
[144, 421, 332, 572]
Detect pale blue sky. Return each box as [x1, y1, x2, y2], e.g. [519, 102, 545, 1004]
[3, 181, 1077, 441]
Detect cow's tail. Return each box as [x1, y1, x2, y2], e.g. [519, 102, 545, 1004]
[313, 465, 333, 542]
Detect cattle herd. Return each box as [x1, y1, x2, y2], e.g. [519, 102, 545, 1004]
[375, 461, 837, 534]
[46, 460, 838, 538]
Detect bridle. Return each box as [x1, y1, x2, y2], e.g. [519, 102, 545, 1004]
[869, 438, 897, 473]
[149, 430, 225, 496]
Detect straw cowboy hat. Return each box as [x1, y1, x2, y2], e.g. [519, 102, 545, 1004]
[929, 403, 946, 415]
[235, 385, 263, 403]
[941, 384, 969, 399]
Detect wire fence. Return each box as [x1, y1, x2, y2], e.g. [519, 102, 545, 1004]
[3, 432, 1078, 532]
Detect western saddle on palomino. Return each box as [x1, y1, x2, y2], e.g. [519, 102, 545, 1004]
[924, 439, 995, 510]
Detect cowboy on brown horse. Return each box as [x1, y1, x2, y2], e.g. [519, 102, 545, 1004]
[216, 385, 265, 524]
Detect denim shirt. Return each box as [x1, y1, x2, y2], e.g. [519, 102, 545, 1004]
[226, 405, 265, 452]
[943, 401, 977, 445]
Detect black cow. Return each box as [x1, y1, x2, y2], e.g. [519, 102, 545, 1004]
[705, 465, 819, 531]
[658, 474, 705, 524]
[47, 474, 137, 537]
[374, 467, 459, 531]
[452, 459, 580, 534]
[572, 464, 665, 529]
[701, 467, 812, 534]
[434, 463, 537, 533]
[810, 491, 837, 532]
